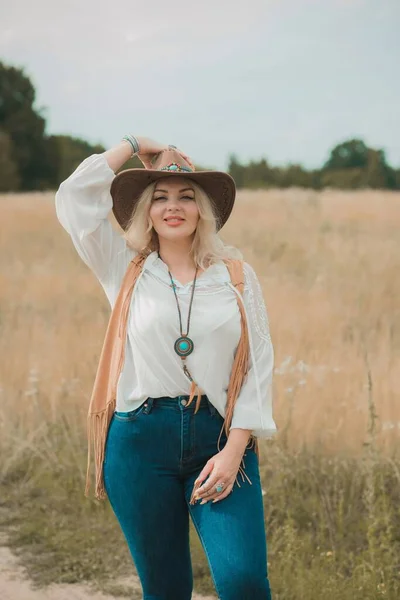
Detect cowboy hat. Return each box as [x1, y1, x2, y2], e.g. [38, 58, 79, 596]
[110, 148, 236, 232]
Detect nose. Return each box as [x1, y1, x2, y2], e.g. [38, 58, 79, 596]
[165, 197, 182, 211]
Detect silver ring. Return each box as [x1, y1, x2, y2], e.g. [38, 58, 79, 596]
[168, 144, 178, 150]
[215, 482, 225, 493]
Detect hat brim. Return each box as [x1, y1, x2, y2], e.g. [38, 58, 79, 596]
[110, 168, 236, 232]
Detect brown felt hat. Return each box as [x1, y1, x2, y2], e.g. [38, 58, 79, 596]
[110, 148, 236, 232]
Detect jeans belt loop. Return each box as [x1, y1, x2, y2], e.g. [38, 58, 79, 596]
[143, 397, 154, 414]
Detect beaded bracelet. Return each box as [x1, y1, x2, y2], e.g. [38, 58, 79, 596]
[121, 134, 140, 157]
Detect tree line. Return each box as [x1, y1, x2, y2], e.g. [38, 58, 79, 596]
[1, 60, 399, 192]
[228, 139, 400, 190]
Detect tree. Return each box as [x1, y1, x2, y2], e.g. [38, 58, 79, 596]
[320, 168, 365, 189]
[0, 60, 50, 189]
[0, 60, 108, 190]
[0, 131, 20, 190]
[323, 139, 369, 170]
[394, 169, 400, 190]
[228, 154, 246, 188]
[364, 148, 396, 189]
[48, 135, 105, 184]
[274, 164, 319, 188]
[322, 139, 396, 189]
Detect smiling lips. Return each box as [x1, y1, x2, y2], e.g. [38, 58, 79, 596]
[164, 216, 185, 226]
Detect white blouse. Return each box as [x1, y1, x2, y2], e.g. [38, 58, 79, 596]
[55, 154, 277, 439]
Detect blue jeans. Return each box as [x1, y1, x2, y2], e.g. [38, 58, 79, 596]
[103, 394, 272, 600]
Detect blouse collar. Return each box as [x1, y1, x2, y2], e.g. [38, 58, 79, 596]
[142, 251, 230, 288]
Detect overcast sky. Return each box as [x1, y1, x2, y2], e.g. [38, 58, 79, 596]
[1, 0, 399, 170]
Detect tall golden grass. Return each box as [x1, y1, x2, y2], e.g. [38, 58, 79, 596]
[1, 187, 399, 599]
[1, 188, 399, 453]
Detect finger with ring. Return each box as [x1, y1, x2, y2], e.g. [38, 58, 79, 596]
[196, 481, 227, 503]
[195, 479, 218, 498]
[212, 483, 234, 503]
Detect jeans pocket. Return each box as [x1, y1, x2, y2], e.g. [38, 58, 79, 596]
[114, 400, 147, 422]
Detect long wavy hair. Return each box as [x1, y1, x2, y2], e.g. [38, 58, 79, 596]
[121, 177, 242, 270]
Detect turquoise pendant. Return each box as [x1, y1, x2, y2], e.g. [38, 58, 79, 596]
[174, 336, 194, 357]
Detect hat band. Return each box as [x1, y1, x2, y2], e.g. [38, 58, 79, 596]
[160, 162, 194, 173]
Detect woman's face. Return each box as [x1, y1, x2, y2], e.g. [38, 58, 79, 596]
[149, 177, 200, 241]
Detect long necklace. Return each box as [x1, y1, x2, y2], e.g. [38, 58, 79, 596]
[158, 251, 198, 382]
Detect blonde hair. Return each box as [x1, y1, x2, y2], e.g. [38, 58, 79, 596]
[121, 177, 242, 270]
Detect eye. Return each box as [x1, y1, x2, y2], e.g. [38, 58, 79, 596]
[152, 195, 194, 202]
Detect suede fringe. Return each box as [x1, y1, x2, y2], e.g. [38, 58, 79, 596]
[85, 400, 116, 500]
[186, 380, 203, 414]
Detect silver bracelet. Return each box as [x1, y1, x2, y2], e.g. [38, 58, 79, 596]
[122, 134, 140, 157]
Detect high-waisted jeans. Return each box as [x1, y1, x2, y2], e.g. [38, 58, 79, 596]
[103, 394, 272, 600]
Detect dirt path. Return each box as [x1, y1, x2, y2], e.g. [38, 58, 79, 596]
[0, 534, 216, 600]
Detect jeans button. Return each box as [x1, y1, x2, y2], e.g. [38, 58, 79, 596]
[181, 399, 187, 406]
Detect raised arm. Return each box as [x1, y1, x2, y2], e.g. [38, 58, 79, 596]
[229, 263, 277, 438]
[55, 142, 136, 288]
[55, 137, 195, 290]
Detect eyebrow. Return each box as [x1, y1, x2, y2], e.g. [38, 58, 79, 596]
[154, 187, 194, 194]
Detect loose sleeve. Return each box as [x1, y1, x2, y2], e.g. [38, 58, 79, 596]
[229, 262, 277, 438]
[55, 153, 134, 287]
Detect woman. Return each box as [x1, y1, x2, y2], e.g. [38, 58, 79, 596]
[55, 135, 277, 600]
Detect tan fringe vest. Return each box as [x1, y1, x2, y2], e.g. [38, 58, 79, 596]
[85, 252, 259, 501]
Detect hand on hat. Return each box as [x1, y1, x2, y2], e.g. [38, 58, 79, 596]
[135, 136, 195, 171]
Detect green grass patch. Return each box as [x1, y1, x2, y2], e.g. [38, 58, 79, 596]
[1, 416, 400, 599]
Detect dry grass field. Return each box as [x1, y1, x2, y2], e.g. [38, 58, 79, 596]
[1, 187, 400, 599]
